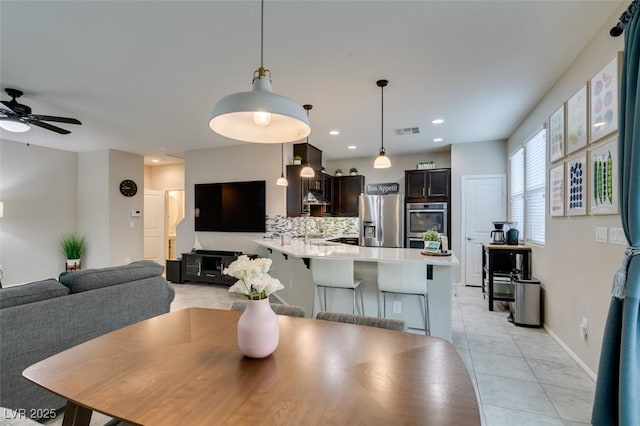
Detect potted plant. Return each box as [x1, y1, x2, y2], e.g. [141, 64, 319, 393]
[335, 168, 343, 176]
[61, 233, 86, 270]
[422, 228, 441, 252]
[349, 167, 358, 175]
[293, 155, 302, 165]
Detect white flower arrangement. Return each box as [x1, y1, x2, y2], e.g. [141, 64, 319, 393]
[223, 255, 284, 300]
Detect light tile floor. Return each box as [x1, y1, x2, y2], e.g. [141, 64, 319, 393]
[47, 281, 596, 426]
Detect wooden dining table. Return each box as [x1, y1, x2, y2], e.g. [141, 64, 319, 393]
[23, 308, 480, 425]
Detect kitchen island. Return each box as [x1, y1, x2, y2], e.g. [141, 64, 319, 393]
[253, 238, 458, 341]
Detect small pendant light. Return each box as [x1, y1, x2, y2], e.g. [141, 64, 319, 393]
[300, 104, 316, 178]
[373, 79, 391, 169]
[276, 143, 288, 186]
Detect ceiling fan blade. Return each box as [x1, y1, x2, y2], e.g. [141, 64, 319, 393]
[1, 100, 19, 113]
[33, 115, 81, 125]
[30, 120, 71, 134]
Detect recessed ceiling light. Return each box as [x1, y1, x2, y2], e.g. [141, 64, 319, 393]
[329, 130, 340, 136]
[158, 145, 167, 151]
[433, 138, 444, 142]
[432, 118, 444, 125]
[347, 145, 357, 150]
[151, 159, 160, 163]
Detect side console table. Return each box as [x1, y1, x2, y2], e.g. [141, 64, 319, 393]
[181, 250, 243, 286]
[482, 244, 531, 311]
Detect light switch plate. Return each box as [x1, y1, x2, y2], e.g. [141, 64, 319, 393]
[595, 227, 608, 243]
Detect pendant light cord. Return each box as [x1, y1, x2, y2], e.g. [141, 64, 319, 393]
[260, 0, 264, 69]
[380, 84, 384, 153]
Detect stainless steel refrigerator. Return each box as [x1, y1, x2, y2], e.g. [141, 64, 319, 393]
[359, 194, 404, 247]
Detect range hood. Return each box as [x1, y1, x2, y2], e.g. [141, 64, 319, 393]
[303, 191, 330, 205]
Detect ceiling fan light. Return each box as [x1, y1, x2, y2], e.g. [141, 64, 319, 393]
[0, 117, 30, 133]
[300, 166, 315, 178]
[374, 152, 391, 169]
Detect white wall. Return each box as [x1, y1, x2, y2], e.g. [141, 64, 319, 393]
[145, 163, 185, 191]
[176, 143, 286, 256]
[507, 5, 626, 374]
[0, 140, 77, 284]
[450, 140, 508, 281]
[78, 150, 109, 268]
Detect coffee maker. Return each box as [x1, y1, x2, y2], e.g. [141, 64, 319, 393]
[490, 221, 507, 244]
[491, 221, 518, 245]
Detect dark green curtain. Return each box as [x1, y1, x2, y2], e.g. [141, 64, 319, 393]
[592, 1, 640, 425]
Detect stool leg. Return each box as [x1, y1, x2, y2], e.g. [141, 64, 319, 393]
[378, 292, 382, 318]
[323, 287, 327, 312]
[425, 292, 430, 335]
[359, 286, 365, 316]
[352, 289, 356, 314]
[312, 286, 318, 318]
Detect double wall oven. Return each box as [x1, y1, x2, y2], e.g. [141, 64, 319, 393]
[405, 202, 448, 249]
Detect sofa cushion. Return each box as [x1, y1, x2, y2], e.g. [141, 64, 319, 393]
[0, 279, 70, 309]
[59, 260, 164, 293]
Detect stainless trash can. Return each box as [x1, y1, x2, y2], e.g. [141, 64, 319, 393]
[509, 276, 541, 327]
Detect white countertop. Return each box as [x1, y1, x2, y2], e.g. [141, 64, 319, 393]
[254, 239, 459, 266]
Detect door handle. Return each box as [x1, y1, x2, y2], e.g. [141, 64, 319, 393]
[466, 237, 474, 241]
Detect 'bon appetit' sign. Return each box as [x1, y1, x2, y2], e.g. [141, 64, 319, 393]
[365, 182, 400, 195]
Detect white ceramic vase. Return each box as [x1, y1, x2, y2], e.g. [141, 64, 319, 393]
[237, 298, 279, 358]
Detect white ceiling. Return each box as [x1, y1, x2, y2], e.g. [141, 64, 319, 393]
[0, 1, 622, 166]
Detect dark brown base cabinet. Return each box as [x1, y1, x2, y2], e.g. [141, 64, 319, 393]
[181, 250, 242, 285]
[405, 168, 451, 202]
[332, 175, 364, 217]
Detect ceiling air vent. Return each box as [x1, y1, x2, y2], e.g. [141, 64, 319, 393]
[393, 127, 420, 136]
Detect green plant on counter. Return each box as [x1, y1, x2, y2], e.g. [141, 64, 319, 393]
[60, 233, 86, 259]
[293, 155, 302, 162]
[422, 228, 440, 241]
[335, 169, 343, 175]
[349, 167, 358, 174]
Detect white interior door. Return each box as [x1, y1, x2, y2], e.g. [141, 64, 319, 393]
[462, 175, 506, 286]
[144, 190, 165, 266]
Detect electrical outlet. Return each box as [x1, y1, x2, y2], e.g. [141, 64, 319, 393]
[392, 301, 402, 314]
[580, 317, 588, 340]
[609, 228, 627, 245]
[595, 227, 608, 242]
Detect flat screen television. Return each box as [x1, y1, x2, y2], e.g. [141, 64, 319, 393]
[195, 180, 266, 232]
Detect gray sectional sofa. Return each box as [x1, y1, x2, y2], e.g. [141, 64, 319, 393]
[0, 260, 175, 420]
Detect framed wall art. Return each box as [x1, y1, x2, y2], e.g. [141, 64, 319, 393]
[589, 137, 619, 215]
[549, 104, 566, 163]
[549, 164, 564, 217]
[566, 153, 587, 216]
[566, 85, 588, 155]
[589, 52, 622, 144]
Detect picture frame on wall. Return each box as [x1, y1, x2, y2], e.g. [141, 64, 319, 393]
[549, 164, 564, 217]
[589, 136, 619, 215]
[589, 52, 622, 144]
[566, 85, 588, 155]
[566, 153, 587, 216]
[549, 104, 566, 163]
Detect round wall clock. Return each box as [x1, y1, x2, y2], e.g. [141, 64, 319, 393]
[119, 179, 138, 197]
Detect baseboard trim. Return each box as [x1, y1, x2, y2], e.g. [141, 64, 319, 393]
[544, 325, 597, 381]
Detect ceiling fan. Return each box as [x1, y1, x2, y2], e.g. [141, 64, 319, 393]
[0, 88, 81, 134]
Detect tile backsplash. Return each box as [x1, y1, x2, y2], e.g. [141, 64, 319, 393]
[265, 215, 359, 237]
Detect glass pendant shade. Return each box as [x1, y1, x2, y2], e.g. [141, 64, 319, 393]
[276, 175, 288, 186]
[374, 151, 391, 169]
[300, 166, 315, 178]
[0, 117, 30, 133]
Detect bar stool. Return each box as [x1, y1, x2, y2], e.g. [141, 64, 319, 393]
[377, 261, 430, 335]
[311, 258, 364, 318]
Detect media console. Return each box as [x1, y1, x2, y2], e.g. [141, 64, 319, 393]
[181, 250, 243, 286]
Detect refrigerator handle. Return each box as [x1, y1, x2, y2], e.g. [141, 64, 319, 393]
[377, 198, 383, 243]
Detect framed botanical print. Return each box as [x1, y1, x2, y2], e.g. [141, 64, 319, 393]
[589, 52, 623, 144]
[566, 85, 588, 155]
[549, 164, 564, 217]
[589, 137, 619, 215]
[566, 153, 587, 216]
[549, 104, 565, 163]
